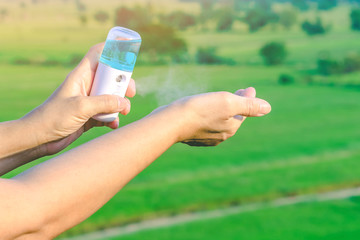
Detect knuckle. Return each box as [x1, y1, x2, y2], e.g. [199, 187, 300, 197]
[219, 91, 232, 104]
[89, 45, 97, 52]
[219, 132, 228, 142]
[103, 95, 118, 112]
[89, 44, 99, 53]
[245, 98, 258, 116]
[89, 43, 104, 55]
[226, 120, 240, 137]
[228, 129, 237, 138]
[218, 91, 233, 112]
[247, 102, 254, 116]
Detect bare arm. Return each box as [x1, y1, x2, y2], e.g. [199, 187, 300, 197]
[0, 89, 270, 239]
[0, 146, 47, 176]
[0, 120, 42, 161]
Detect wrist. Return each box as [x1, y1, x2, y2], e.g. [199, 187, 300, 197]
[164, 99, 196, 143]
[20, 107, 49, 147]
[0, 118, 44, 158]
[16, 115, 58, 158]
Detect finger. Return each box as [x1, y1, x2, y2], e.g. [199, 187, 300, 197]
[125, 78, 136, 98]
[245, 87, 256, 98]
[79, 95, 128, 118]
[119, 98, 131, 116]
[83, 118, 105, 132]
[243, 87, 256, 98]
[227, 117, 244, 137]
[228, 93, 271, 117]
[233, 89, 246, 122]
[71, 43, 105, 95]
[235, 87, 256, 98]
[233, 87, 256, 121]
[233, 115, 244, 121]
[235, 89, 245, 96]
[106, 118, 119, 129]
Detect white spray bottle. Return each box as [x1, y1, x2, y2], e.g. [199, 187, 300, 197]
[90, 27, 141, 122]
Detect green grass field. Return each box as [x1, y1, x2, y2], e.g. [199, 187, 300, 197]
[109, 198, 360, 240]
[1, 1, 360, 239]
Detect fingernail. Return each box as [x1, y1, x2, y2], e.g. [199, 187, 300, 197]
[236, 89, 245, 96]
[259, 100, 271, 116]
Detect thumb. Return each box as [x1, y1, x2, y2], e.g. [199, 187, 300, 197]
[229, 94, 271, 117]
[233, 87, 257, 121]
[80, 95, 127, 117]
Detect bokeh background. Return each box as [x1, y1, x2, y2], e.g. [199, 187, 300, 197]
[1, 0, 360, 239]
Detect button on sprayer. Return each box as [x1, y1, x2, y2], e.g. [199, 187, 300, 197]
[116, 74, 126, 83]
[90, 27, 141, 122]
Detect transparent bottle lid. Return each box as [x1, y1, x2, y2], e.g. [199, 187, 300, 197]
[107, 27, 141, 41]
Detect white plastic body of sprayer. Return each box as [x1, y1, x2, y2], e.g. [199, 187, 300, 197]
[90, 64, 133, 122]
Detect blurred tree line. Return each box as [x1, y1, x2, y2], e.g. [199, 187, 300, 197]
[106, 0, 360, 65]
[5, 0, 360, 81]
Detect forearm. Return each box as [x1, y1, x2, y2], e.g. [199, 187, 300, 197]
[0, 145, 47, 176]
[0, 119, 40, 158]
[0, 116, 48, 176]
[10, 105, 184, 238]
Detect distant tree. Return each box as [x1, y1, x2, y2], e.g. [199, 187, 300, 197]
[198, 0, 216, 30]
[196, 47, 222, 64]
[20, 2, 26, 8]
[317, 52, 360, 75]
[79, 14, 87, 26]
[260, 42, 287, 65]
[138, 24, 188, 62]
[256, 0, 272, 11]
[161, 11, 196, 31]
[115, 7, 151, 30]
[301, 17, 327, 35]
[115, 7, 133, 28]
[216, 8, 235, 32]
[94, 11, 109, 24]
[244, 8, 278, 32]
[244, 9, 267, 32]
[291, 0, 309, 11]
[75, 0, 86, 12]
[350, 8, 360, 31]
[196, 46, 235, 65]
[318, 0, 337, 10]
[317, 58, 342, 75]
[278, 7, 298, 30]
[200, 0, 216, 12]
[278, 74, 295, 85]
[233, 0, 251, 12]
[343, 53, 360, 73]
